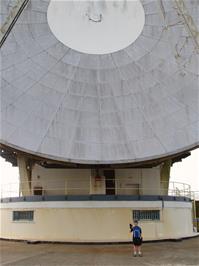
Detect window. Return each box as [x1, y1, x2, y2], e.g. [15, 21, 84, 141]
[133, 210, 160, 221]
[13, 211, 34, 221]
[33, 186, 43, 195]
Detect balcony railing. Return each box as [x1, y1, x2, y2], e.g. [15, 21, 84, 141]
[0, 179, 194, 199]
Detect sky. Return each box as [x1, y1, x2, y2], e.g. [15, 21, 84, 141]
[170, 148, 199, 192]
[0, 148, 199, 197]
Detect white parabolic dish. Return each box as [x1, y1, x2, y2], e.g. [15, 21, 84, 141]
[47, 0, 145, 54]
[0, 0, 199, 164]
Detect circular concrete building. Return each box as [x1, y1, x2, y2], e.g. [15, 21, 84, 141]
[0, 0, 199, 242]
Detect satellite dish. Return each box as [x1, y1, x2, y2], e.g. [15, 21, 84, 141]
[0, 0, 198, 164]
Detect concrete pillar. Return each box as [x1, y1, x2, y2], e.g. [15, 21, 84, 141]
[160, 160, 171, 195]
[17, 155, 33, 196]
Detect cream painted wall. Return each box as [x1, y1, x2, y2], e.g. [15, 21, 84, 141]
[115, 168, 141, 195]
[31, 165, 161, 196]
[32, 165, 91, 195]
[0, 201, 195, 242]
[115, 167, 161, 195]
[160, 207, 193, 239]
[141, 168, 161, 195]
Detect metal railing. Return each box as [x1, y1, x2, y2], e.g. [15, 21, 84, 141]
[0, 179, 193, 199]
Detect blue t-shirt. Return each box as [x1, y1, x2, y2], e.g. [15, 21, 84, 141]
[131, 225, 142, 239]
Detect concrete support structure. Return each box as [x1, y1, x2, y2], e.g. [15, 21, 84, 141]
[0, 160, 195, 242]
[160, 160, 171, 194]
[30, 164, 161, 196]
[0, 200, 195, 242]
[17, 155, 32, 196]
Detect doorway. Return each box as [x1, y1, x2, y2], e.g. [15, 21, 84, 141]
[104, 170, 115, 195]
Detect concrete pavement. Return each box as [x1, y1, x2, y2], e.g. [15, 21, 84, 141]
[0, 238, 199, 266]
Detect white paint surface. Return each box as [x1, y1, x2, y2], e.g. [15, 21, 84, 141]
[30, 165, 161, 196]
[1, 0, 198, 165]
[47, 0, 145, 54]
[0, 200, 191, 209]
[0, 203, 195, 242]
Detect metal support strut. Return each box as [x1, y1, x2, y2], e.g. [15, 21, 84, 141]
[0, 0, 30, 48]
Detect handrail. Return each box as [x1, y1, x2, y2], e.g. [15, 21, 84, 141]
[0, 179, 194, 199]
[0, 179, 191, 187]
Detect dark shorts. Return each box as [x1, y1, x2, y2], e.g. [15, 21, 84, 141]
[133, 237, 142, 246]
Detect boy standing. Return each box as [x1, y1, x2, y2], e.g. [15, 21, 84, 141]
[129, 220, 142, 257]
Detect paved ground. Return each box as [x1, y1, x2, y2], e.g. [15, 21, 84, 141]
[0, 238, 199, 266]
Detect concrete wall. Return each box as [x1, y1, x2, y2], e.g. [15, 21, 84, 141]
[31, 165, 161, 196]
[115, 168, 160, 195]
[31, 165, 91, 195]
[0, 201, 194, 242]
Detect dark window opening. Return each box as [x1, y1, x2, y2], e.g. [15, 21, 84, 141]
[133, 210, 160, 221]
[13, 211, 34, 221]
[104, 170, 115, 195]
[33, 186, 43, 195]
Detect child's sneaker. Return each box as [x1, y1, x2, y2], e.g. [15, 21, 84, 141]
[138, 252, 142, 257]
[133, 252, 137, 257]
